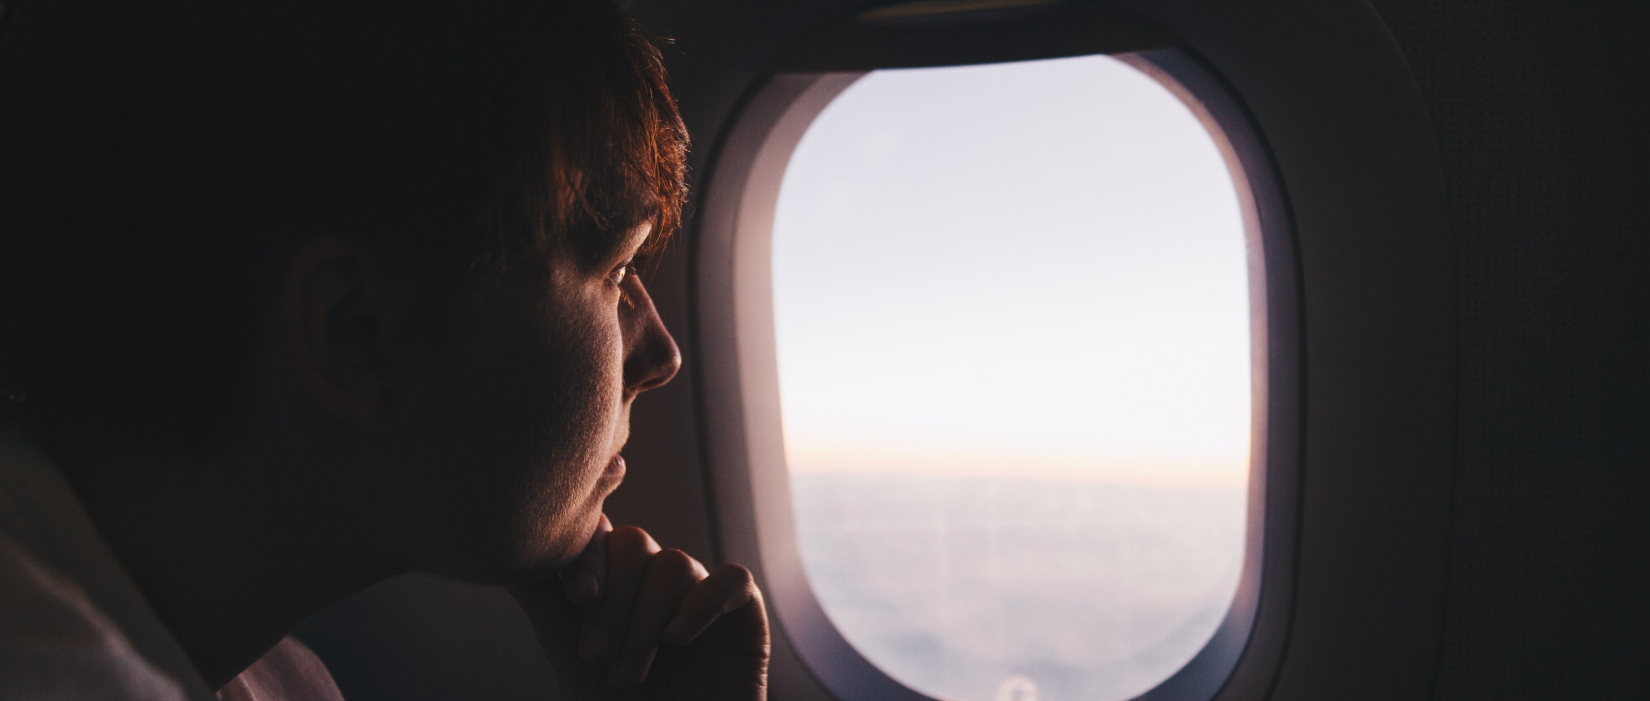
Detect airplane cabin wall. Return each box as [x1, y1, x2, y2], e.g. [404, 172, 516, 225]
[1367, 1, 1650, 698]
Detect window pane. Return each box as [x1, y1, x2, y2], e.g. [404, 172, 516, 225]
[772, 55, 1251, 701]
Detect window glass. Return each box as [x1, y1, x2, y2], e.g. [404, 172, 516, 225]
[772, 55, 1251, 701]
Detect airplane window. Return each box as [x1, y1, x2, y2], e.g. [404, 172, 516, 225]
[772, 55, 1252, 701]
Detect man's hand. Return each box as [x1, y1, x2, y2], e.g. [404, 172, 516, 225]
[510, 515, 770, 701]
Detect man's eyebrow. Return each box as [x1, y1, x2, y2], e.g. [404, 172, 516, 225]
[615, 222, 653, 259]
[574, 221, 652, 268]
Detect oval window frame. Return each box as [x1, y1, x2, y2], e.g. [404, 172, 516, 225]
[691, 47, 1302, 701]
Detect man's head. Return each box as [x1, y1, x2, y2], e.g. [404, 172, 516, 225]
[0, 0, 685, 580]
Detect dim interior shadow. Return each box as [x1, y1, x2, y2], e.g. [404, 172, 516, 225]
[295, 573, 559, 701]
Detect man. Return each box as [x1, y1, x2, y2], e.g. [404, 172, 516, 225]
[0, 0, 768, 699]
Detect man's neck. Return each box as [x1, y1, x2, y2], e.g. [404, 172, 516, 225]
[41, 434, 400, 688]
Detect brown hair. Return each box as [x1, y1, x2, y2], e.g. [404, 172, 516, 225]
[476, 0, 689, 272]
[0, 0, 688, 443]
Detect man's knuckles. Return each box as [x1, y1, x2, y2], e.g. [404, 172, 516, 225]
[721, 563, 757, 593]
[647, 548, 704, 583]
[707, 564, 759, 610]
[606, 525, 659, 557]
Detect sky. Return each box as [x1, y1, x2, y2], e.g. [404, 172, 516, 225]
[771, 54, 1253, 486]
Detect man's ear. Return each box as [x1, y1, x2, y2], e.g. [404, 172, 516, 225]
[281, 238, 395, 424]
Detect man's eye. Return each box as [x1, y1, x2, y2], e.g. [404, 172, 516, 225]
[609, 260, 634, 287]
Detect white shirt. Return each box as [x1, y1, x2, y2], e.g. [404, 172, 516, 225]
[0, 422, 345, 701]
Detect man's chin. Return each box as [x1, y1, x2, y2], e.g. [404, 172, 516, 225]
[484, 544, 583, 584]
[511, 505, 609, 579]
[442, 465, 617, 584]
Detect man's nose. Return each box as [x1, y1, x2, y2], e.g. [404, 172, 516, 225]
[622, 277, 681, 394]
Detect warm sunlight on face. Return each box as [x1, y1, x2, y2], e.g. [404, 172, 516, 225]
[773, 54, 1251, 487]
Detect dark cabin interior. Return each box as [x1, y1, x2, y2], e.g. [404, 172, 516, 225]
[2, 1, 1645, 700]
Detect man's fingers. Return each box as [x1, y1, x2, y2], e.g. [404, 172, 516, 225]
[662, 564, 759, 647]
[516, 521, 769, 696]
[561, 514, 612, 608]
[608, 549, 709, 689]
[581, 525, 659, 664]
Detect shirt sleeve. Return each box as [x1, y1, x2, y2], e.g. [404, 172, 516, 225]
[0, 532, 190, 701]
